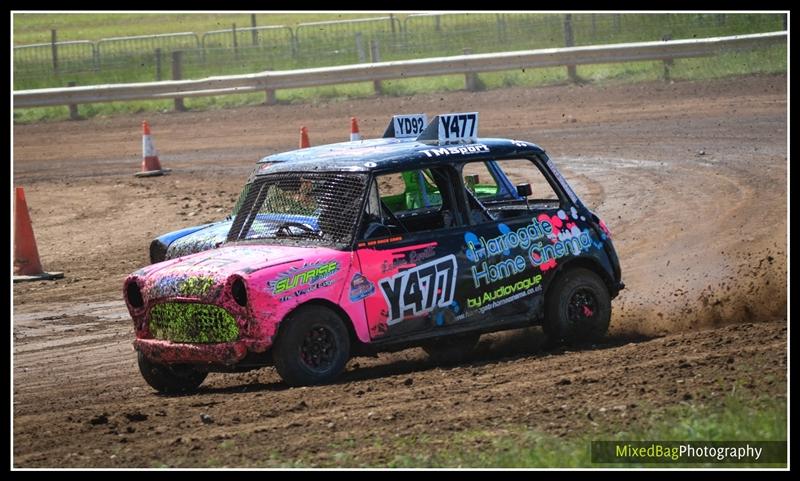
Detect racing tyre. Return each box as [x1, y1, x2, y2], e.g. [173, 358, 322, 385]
[137, 351, 208, 394]
[544, 268, 611, 345]
[273, 305, 351, 387]
[422, 333, 480, 366]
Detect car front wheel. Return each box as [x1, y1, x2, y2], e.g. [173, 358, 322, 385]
[137, 351, 208, 394]
[544, 267, 611, 345]
[273, 305, 351, 387]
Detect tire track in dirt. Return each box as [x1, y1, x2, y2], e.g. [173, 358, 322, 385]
[13, 319, 786, 467]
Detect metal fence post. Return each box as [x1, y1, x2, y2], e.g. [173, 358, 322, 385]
[291, 30, 299, 59]
[264, 69, 277, 105]
[172, 51, 186, 112]
[563, 15, 578, 83]
[496, 13, 507, 44]
[92, 43, 100, 72]
[662, 34, 674, 82]
[67, 81, 80, 120]
[51, 29, 59, 75]
[355, 32, 367, 63]
[251, 14, 258, 46]
[155, 48, 162, 81]
[613, 14, 621, 33]
[265, 88, 277, 105]
[232, 23, 239, 58]
[463, 48, 482, 92]
[370, 39, 382, 95]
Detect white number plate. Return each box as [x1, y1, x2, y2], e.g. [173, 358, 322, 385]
[392, 114, 428, 138]
[437, 112, 478, 143]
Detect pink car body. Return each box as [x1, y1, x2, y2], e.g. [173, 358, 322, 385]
[126, 241, 440, 365]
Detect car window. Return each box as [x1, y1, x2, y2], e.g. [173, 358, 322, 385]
[462, 161, 505, 201]
[500, 159, 560, 203]
[231, 181, 252, 216]
[228, 172, 367, 247]
[378, 170, 442, 213]
[360, 168, 456, 238]
[461, 158, 561, 223]
[231, 163, 280, 216]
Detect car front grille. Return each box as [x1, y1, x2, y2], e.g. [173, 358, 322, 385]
[149, 302, 239, 343]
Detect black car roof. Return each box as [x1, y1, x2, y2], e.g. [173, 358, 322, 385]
[256, 137, 546, 175]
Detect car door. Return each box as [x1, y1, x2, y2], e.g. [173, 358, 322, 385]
[352, 166, 474, 341]
[456, 157, 569, 323]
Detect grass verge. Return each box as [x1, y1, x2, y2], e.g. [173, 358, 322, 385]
[267, 392, 786, 468]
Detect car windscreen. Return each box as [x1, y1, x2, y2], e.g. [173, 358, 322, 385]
[229, 163, 280, 217]
[227, 172, 368, 248]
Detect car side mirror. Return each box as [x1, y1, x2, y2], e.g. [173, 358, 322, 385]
[516, 183, 532, 210]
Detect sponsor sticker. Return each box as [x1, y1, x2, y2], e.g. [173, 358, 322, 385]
[379, 254, 458, 325]
[349, 273, 376, 302]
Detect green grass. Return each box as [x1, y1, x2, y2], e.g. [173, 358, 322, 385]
[319, 393, 787, 468]
[14, 12, 784, 46]
[12, 13, 389, 45]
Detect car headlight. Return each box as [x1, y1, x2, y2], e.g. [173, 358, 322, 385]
[126, 280, 145, 309]
[231, 277, 248, 307]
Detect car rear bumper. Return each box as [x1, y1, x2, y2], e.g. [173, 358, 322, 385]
[134, 338, 266, 366]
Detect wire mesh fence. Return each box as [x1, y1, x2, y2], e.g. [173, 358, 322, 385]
[14, 40, 97, 76]
[294, 17, 401, 67]
[201, 25, 294, 51]
[13, 13, 786, 91]
[96, 32, 200, 63]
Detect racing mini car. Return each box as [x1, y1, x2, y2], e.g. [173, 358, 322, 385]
[124, 112, 624, 393]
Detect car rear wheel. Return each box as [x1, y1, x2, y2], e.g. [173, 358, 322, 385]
[422, 332, 480, 365]
[544, 268, 611, 345]
[137, 351, 208, 394]
[273, 305, 351, 387]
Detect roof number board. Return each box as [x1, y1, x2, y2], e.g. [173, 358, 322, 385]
[392, 114, 428, 138]
[437, 112, 478, 143]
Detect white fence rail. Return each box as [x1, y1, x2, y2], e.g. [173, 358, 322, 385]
[13, 31, 786, 109]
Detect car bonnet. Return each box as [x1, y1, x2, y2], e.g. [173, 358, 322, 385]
[130, 244, 327, 302]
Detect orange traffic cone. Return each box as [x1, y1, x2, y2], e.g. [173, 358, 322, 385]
[350, 117, 361, 141]
[14, 187, 64, 283]
[135, 120, 171, 177]
[299, 126, 310, 148]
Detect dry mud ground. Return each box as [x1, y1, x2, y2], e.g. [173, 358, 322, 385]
[12, 75, 787, 467]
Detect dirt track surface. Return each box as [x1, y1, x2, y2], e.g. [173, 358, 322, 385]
[13, 75, 787, 467]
